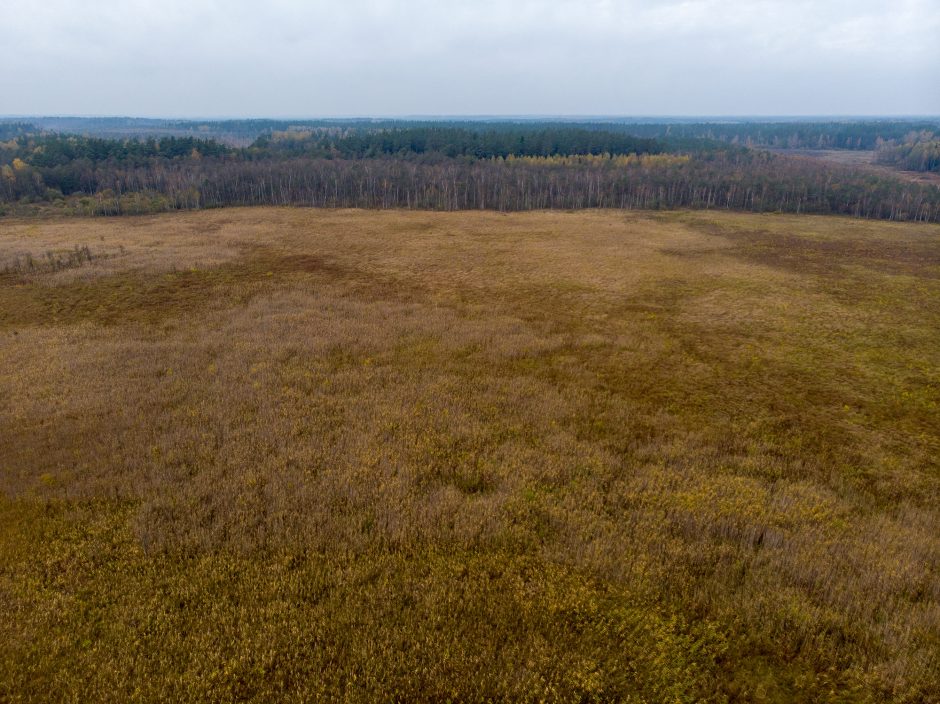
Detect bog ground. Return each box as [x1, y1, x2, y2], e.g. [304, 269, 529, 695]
[1, 208, 938, 702]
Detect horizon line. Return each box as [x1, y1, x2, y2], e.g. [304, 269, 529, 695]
[4, 114, 940, 122]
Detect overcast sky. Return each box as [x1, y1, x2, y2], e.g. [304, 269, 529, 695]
[2, 0, 938, 118]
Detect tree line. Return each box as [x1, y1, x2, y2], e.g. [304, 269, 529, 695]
[8, 117, 939, 152]
[4, 134, 231, 168]
[4, 148, 937, 223]
[2, 128, 664, 198]
[252, 127, 664, 160]
[875, 132, 940, 173]
[618, 121, 940, 151]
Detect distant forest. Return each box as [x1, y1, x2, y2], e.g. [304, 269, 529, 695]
[2, 119, 939, 221]
[9, 116, 939, 151]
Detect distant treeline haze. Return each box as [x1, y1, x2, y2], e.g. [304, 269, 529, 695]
[5, 116, 939, 152]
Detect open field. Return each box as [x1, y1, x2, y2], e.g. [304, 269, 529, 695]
[1, 207, 939, 701]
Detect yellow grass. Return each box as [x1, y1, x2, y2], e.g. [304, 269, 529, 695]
[1, 208, 938, 702]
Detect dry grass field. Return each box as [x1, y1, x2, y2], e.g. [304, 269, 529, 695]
[1, 208, 938, 702]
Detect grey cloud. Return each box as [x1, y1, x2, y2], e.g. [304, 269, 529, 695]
[1, 0, 937, 117]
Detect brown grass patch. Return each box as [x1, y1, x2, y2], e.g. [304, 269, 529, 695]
[1, 208, 938, 701]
